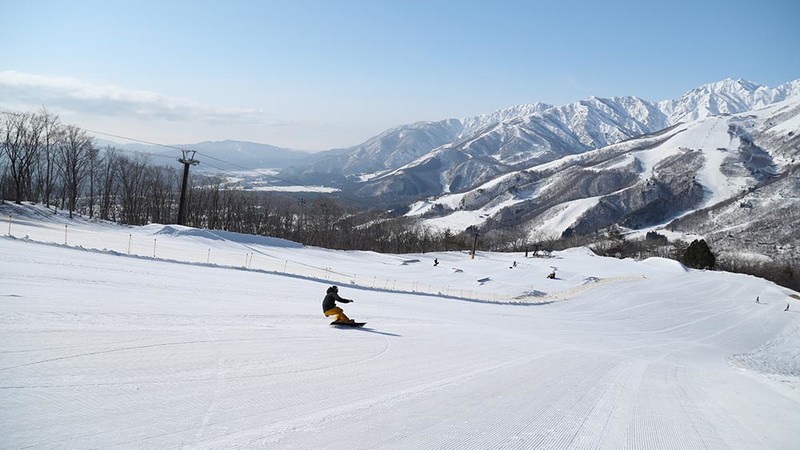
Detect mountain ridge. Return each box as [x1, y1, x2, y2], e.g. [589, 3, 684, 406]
[349, 78, 799, 200]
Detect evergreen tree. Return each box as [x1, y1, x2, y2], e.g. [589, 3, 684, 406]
[682, 239, 716, 269]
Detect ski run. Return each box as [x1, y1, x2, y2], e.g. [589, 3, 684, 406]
[1, 203, 799, 449]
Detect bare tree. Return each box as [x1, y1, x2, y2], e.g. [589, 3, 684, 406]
[97, 147, 121, 221]
[147, 165, 179, 224]
[85, 145, 100, 218]
[116, 153, 152, 225]
[32, 109, 62, 207]
[0, 164, 8, 204]
[1, 112, 41, 204]
[57, 125, 94, 218]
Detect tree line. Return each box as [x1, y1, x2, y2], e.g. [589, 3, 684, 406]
[0, 108, 472, 254]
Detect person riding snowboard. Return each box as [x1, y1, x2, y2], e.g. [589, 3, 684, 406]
[323, 285, 354, 323]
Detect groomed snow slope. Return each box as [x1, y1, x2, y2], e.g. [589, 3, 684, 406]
[1, 207, 799, 449]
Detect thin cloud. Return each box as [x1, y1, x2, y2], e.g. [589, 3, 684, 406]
[0, 70, 265, 124]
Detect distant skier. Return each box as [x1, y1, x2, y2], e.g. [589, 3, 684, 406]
[323, 285, 355, 323]
[756, 296, 760, 303]
[786, 303, 790, 312]
[434, 258, 439, 267]
[547, 270, 556, 279]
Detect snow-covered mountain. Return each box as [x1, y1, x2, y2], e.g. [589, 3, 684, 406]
[279, 103, 555, 185]
[659, 78, 800, 124]
[351, 78, 799, 199]
[356, 96, 671, 198]
[408, 96, 800, 263]
[279, 119, 466, 184]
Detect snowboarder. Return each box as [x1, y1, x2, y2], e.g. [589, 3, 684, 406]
[547, 270, 556, 279]
[786, 303, 790, 312]
[434, 258, 439, 266]
[323, 285, 355, 323]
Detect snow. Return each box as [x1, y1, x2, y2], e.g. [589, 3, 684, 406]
[535, 196, 601, 237]
[631, 116, 747, 207]
[2, 204, 800, 449]
[248, 185, 340, 193]
[417, 209, 487, 233]
[769, 111, 800, 135]
[420, 194, 528, 233]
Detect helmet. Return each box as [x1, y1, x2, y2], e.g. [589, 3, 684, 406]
[330, 285, 338, 293]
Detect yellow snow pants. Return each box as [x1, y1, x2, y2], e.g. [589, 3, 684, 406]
[324, 307, 351, 323]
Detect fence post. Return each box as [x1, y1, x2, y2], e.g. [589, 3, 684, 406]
[207, 249, 211, 264]
[64, 225, 68, 245]
[153, 239, 157, 258]
[128, 234, 132, 254]
[6, 215, 11, 236]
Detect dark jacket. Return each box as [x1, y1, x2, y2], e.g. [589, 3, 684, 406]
[322, 290, 351, 312]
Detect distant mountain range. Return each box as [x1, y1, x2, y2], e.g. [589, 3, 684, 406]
[336, 78, 800, 200]
[93, 139, 313, 173]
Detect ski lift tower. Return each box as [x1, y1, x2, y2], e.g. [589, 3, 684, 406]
[177, 149, 199, 225]
[466, 225, 480, 260]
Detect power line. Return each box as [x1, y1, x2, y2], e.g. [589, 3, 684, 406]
[82, 128, 190, 153]
[0, 109, 185, 150]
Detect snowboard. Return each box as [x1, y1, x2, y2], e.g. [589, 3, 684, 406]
[330, 321, 366, 328]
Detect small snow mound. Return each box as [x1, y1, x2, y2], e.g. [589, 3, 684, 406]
[557, 247, 596, 258]
[152, 225, 226, 241]
[520, 290, 547, 297]
[640, 257, 688, 272]
[151, 225, 303, 248]
[731, 324, 800, 377]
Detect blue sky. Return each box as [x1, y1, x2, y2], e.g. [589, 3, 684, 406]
[1, 0, 798, 151]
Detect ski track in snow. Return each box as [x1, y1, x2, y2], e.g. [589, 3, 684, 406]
[1, 207, 799, 449]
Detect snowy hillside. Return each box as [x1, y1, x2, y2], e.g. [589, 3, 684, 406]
[408, 96, 800, 262]
[2, 204, 800, 449]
